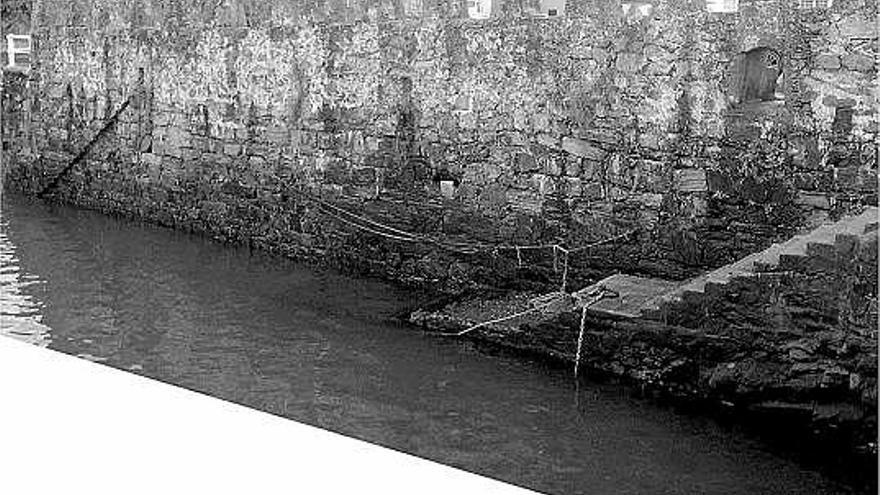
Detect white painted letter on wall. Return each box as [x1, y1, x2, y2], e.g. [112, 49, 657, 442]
[5, 34, 31, 72]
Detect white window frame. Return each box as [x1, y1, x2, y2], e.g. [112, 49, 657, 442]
[5, 34, 31, 72]
[467, 0, 491, 19]
[534, 0, 566, 18]
[797, 0, 832, 9]
[705, 0, 738, 13]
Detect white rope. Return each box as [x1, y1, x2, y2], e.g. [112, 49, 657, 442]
[298, 187, 637, 278]
[560, 250, 570, 293]
[574, 304, 589, 378]
[572, 287, 619, 378]
[455, 293, 567, 337]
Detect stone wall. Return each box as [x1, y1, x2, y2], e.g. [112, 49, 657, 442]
[3, 0, 878, 293]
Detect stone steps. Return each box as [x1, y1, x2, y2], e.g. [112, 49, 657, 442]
[644, 206, 878, 313]
[572, 274, 678, 318]
[576, 206, 878, 320]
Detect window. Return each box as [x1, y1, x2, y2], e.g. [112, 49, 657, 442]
[527, 0, 565, 17]
[467, 0, 491, 19]
[797, 0, 832, 9]
[5, 34, 31, 72]
[705, 0, 738, 13]
[621, 1, 653, 19]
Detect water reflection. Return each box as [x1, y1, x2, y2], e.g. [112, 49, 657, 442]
[0, 216, 51, 347]
[0, 193, 856, 495]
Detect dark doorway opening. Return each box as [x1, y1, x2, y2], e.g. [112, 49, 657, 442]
[740, 47, 782, 103]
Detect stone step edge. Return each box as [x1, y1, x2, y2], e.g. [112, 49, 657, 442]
[648, 207, 878, 307]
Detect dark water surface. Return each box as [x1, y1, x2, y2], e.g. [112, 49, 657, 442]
[0, 193, 854, 495]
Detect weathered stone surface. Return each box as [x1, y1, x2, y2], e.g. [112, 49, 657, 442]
[838, 16, 879, 39]
[814, 54, 841, 70]
[561, 137, 606, 161]
[615, 52, 644, 74]
[536, 133, 559, 148]
[841, 53, 875, 73]
[673, 169, 707, 193]
[795, 191, 832, 209]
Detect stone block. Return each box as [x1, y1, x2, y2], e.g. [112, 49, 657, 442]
[672, 169, 707, 193]
[841, 53, 874, 73]
[638, 132, 661, 150]
[478, 184, 507, 212]
[224, 143, 242, 156]
[615, 52, 644, 74]
[561, 137, 605, 161]
[507, 190, 542, 214]
[564, 177, 582, 197]
[578, 129, 618, 146]
[795, 191, 831, 210]
[537, 133, 559, 148]
[805, 241, 836, 260]
[203, 152, 228, 165]
[155, 142, 182, 159]
[516, 152, 539, 173]
[814, 54, 841, 70]
[838, 16, 878, 39]
[47, 127, 68, 143]
[580, 159, 598, 179]
[265, 125, 288, 145]
[639, 193, 664, 209]
[834, 233, 860, 257]
[351, 167, 375, 186]
[439, 180, 455, 199]
[583, 182, 604, 200]
[531, 174, 556, 195]
[248, 155, 267, 168]
[532, 112, 551, 131]
[543, 157, 562, 176]
[513, 108, 528, 130]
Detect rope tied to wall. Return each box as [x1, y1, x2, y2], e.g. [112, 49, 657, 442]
[295, 184, 636, 258]
[573, 286, 619, 378]
[560, 248, 570, 293]
[454, 291, 572, 337]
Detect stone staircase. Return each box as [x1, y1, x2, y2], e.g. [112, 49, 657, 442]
[578, 206, 879, 320]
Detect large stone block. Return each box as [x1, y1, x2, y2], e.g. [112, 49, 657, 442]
[673, 169, 707, 193]
[841, 53, 874, 73]
[795, 191, 831, 210]
[838, 16, 879, 39]
[561, 137, 606, 161]
[537, 133, 559, 148]
[516, 152, 539, 173]
[507, 190, 542, 214]
[814, 54, 841, 71]
[615, 52, 644, 74]
[530, 173, 556, 195]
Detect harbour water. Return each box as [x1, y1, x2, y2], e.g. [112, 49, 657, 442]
[0, 193, 854, 495]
